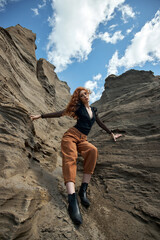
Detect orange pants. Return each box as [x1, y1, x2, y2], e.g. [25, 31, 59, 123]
[61, 127, 98, 184]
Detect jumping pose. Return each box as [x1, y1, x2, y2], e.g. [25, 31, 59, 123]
[30, 87, 122, 225]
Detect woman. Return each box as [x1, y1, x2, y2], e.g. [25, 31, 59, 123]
[30, 87, 122, 225]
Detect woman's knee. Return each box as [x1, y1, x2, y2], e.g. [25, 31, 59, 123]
[90, 145, 98, 156]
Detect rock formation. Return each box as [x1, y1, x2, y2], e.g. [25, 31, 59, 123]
[89, 70, 160, 239]
[0, 24, 74, 240]
[0, 25, 160, 240]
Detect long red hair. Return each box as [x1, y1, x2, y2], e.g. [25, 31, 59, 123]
[64, 87, 91, 119]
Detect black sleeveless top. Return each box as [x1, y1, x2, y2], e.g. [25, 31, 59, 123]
[74, 103, 97, 135]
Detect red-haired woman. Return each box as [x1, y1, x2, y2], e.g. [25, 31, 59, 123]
[30, 87, 122, 225]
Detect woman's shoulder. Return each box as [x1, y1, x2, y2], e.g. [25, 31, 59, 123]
[91, 106, 98, 112]
[91, 106, 98, 116]
[75, 102, 83, 114]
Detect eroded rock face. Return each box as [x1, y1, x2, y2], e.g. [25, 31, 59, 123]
[89, 70, 160, 239]
[0, 24, 74, 239]
[0, 25, 160, 240]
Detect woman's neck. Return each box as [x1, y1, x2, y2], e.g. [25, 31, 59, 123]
[84, 103, 89, 108]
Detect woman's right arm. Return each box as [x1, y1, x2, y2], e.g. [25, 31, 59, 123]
[30, 109, 66, 121]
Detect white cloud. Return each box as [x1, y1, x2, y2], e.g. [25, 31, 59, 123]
[126, 25, 134, 34]
[85, 80, 97, 91]
[31, 0, 47, 16]
[47, 0, 125, 72]
[38, 0, 46, 9]
[84, 80, 103, 103]
[31, 8, 39, 16]
[107, 10, 160, 76]
[107, 51, 119, 75]
[0, 0, 21, 11]
[99, 30, 124, 44]
[0, 0, 6, 11]
[89, 89, 103, 103]
[84, 73, 104, 103]
[93, 73, 102, 81]
[119, 4, 135, 23]
[109, 24, 118, 31]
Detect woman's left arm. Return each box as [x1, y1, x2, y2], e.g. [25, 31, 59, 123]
[95, 114, 122, 142]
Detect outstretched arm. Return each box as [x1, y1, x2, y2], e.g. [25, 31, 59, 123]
[41, 109, 66, 118]
[95, 115, 112, 134]
[30, 109, 66, 121]
[95, 115, 122, 142]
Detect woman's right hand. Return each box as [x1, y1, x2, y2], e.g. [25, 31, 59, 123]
[111, 132, 122, 142]
[30, 114, 41, 121]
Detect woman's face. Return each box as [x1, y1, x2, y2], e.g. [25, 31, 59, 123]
[79, 90, 89, 104]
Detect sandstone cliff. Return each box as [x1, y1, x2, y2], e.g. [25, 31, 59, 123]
[0, 24, 74, 239]
[89, 70, 160, 239]
[0, 25, 160, 240]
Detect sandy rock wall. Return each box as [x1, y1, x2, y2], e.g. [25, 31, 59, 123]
[89, 70, 160, 239]
[0, 25, 74, 240]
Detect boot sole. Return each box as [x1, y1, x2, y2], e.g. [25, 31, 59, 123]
[68, 209, 83, 225]
[80, 201, 90, 208]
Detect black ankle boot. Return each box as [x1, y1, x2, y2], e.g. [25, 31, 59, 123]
[68, 193, 82, 225]
[78, 183, 90, 207]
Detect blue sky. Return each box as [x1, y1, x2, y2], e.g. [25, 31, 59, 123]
[0, 0, 160, 103]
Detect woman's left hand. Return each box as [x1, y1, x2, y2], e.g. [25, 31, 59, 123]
[111, 132, 122, 142]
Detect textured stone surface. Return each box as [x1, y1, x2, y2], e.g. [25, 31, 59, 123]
[0, 25, 160, 240]
[89, 70, 160, 240]
[0, 25, 74, 240]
